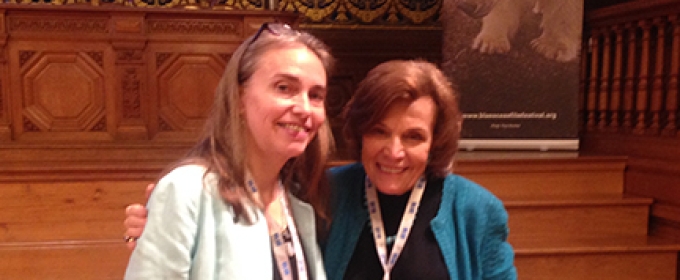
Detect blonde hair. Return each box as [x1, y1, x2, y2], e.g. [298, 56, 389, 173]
[177, 24, 335, 223]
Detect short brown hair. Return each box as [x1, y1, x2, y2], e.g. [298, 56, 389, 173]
[342, 60, 461, 177]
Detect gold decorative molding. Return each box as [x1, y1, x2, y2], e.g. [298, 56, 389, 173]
[1, 0, 441, 26]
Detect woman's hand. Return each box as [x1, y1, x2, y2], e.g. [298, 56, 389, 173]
[124, 184, 154, 250]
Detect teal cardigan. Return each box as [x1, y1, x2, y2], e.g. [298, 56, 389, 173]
[323, 163, 517, 280]
[124, 165, 326, 280]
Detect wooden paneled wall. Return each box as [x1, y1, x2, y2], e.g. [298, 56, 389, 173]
[581, 0, 680, 241]
[0, 6, 304, 170]
[0, 7, 300, 278]
[0, 5, 443, 163]
[0, 7, 442, 277]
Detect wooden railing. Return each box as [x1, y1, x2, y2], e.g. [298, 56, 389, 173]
[581, 0, 680, 242]
[582, 0, 680, 136]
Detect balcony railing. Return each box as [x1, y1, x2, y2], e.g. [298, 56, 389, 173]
[582, 0, 680, 136]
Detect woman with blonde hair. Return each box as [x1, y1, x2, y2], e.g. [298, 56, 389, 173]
[124, 22, 334, 280]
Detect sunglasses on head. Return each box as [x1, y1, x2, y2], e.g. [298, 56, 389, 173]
[238, 22, 300, 82]
[246, 22, 299, 49]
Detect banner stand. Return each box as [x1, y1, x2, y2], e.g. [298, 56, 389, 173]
[458, 139, 579, 152]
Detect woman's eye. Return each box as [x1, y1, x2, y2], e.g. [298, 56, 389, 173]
[309, 91, 326, 101]
[275, 83, 290, 93]
[368, 127, 387, 136]
[405, 133, 425, 141]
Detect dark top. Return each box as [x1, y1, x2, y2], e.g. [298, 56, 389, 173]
[343, 177, 450, 280]
[324, 163, 517, 280]
[272, 226, 310, 280]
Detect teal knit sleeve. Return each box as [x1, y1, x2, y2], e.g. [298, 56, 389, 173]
[480, 198, 517, 280]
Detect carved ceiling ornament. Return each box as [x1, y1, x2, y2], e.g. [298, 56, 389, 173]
[394, 0, 440, 24]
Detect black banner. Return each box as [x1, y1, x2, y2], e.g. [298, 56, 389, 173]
[442, 0, 582, 150]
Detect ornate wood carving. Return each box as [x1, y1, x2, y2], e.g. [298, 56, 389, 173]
[146, 19, 240, 35]
[86, 52, 104, 68]
[91, 116, 107, 131]
[8, 17, 108, 33]
[115, 49, 144, 64]
[155, 52, 172, 68]
[22, 117, 40, 132]
[0, 6, 297, 144]
[18, 51, 35, 67]
[121, 67, 142, 119]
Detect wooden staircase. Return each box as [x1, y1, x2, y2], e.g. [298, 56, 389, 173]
[456, 151, 680, 280]
[0, 152, 679, 279]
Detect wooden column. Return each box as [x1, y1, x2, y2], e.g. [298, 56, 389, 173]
[598, 27, 612, 130]
[664, 15, 680, 136]
[587, 30, 601, 131]
[623, 22, 637, 132]
[110, 13, 149, 140]
[0, 10, 9, 140]
[610, 24, 624, 132]
[579, 32, 589, 131]
[634, 20, 651, 134]
[649, 17, 666, 134]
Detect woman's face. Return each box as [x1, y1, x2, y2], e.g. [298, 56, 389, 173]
[361, 97, 436, 195]
[241, 45, 327, 162]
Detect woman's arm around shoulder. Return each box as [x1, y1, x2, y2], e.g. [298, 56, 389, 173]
[124, 165, 211, 280]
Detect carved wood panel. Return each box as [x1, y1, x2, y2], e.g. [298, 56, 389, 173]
[146, 43, 237, 141]
[8, 42, 111, 141]
[0, 6, 296, 146]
